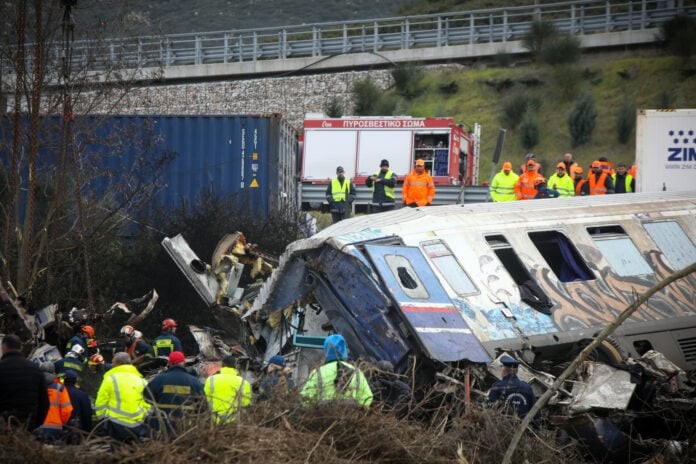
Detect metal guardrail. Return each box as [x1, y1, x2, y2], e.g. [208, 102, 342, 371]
[299, 184, 489, 208]
[2, 1, 691, 76]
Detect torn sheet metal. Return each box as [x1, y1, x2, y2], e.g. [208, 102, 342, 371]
[162, 234, 219, 305]
[105, 289, 159, 329]
[568, 362, 636, 413]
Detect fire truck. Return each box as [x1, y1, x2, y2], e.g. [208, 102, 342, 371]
[300, 114, 480, 186]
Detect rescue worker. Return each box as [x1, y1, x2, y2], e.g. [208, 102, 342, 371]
[515, 159, 544, 200]
[65, 325, 95, 354]
[519, 152, 542, 174]
[152, 318, 183, 359]
[486, 355, 537, 420]
[588, 160, 615, 195]
[118, 324, 154, 367]
[561, 152, 578, 176]
[204, 355, 252, 424]
[368, 360, 411, 417]
[94, 352, 150, 442]
[88, 352, 106, 374]
[258, 355, 295, 400]
[365, 158, 397, 213]
[145, 351, 204, 422]
[402, 159, 435, 207]
[300, 334, 373, 408]
[533, 177, 560, 199]
[547, 162, 575, 197]
[489, 161, 519, 202]
[54, 344, 86, 379]
[573, 166, 589, 196]
[325, 165, 356, 223]
[62, 369, 93, 443]
[34, 362, 73, 443]
[598, 156, 615, 176]
[0, 334, 49, 431]
[612, 162, 635, 194]
[627, 162, 637, 181]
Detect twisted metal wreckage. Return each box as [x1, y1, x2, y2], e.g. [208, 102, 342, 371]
[2, 191, 696, 461]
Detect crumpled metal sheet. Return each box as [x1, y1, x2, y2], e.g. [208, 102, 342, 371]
[568, 362, 636, 413]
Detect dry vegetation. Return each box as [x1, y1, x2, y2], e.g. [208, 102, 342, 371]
[0, 396, 585, 464]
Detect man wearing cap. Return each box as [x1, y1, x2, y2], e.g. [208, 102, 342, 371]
[547, 162, 575, 197]
[402, 159, 435, 207]
[490, 161, 519, 202]
[326, 166, 356, 223]
[515, 159, 544, 200]
[520, 152, 542, 175]
[366, 159, 397, 213]
[588, 160, 614, 195]
[145, 351, 204, 423]
[612, 162, 634, 194]
[573, 165, 589, 196]
[486, 354, 537, 420]
[258, 355, 295, 400]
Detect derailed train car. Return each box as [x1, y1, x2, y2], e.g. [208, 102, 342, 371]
[249, 191, 696, 378]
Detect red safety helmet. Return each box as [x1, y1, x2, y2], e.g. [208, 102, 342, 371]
[88, 353, 105, 366]
[81, 325, 95, 338]
[162, 318, 178, 330]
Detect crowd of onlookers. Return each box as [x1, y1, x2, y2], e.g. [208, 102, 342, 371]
[490, 152, 636, 202]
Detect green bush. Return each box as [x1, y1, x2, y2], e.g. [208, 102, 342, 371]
[553, 65, 581, 101]
[502, 93, 541, 129]
[523, 20, 558, 60]
[324, 96, 344, 117]
[660, 14, 696, 59]
[518, 108, 539, 150]
[568, 92, 597, 147]
[616, 98, 636, 144]
[352, 77, 382, 115]
[390, 63, 424, 99]
[438, 81, 459, 94]
[373, 93, 400, 115]
[541, 34, 581, 66]
[494, 49, 512, 67]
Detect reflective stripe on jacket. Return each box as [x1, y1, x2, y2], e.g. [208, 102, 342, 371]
[514, 171, 542, 200]
[204, 367, 251, 423]
[95, 364, 150, 427]
[611, 173, 634, 193]
[402, 170, 435, 206]
[330, 177, 351, 202]
[589, 171, 610, 195]
[152, 332, 182, 357]
[490, 170, 519, 202]
[547, 173, 575, 197]
[300, 361, 373, 408]
[370, 170, 395, 201]
[39, 379, 73, 429]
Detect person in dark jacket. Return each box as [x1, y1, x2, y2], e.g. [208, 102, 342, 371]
[533, 177, 560, 199]
[369, 360, 411, 418]
[486, 355, 538, 422]
[152, 318, 183, 358]
[145, 351, 204, 432]
[0, 334, 49, 430]
[365, 159, 397, 213]
[62, 370, 93, 443]
[258, 355, 295, 400]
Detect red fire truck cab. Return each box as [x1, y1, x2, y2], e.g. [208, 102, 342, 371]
[301, 114, 479, 186]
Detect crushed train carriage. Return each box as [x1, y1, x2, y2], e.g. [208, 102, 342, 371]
[249, 191, 696, 378]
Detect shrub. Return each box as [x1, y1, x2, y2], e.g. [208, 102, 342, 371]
[324, 96, 344, 117]
[616, 98, 636, 144]
[373, 93, 399, 115]
[568, 92, 597, 147]
[660, 14, 696, 59]
[541, 34, 581, 66]
[553, 65, 581, 101]
[352, 77, 382, 115]
[438, 81, 459, 94]
[502, 93, 541, 129]
[523, 20, 558, 60]
[494, 49, 512, 67]
[390, 63, 424, 99]
[518, 108, 539, 150]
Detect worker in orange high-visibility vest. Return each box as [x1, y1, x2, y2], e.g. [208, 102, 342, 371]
[587, 160, 614, 195]
[402, 159, 435, 207]
[515, 159, 544, 200]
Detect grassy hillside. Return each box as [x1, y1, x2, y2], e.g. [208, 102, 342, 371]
[400, 52, 695, 183]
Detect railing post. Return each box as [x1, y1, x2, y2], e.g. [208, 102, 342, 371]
[361, 25, 366, 52]
[469, 14, 474, 44]
[444, 17, 449, 46]
[137, 38, 143, 67]
[640, 0, 647, 29]
[343, 24, 348, 53]
[437, 16, 443, 46]
[195, 35, 202, 65]
[605, 1, 611, 33]
[628, 2, 633, 31]
[570, 4, 576, 34]
[489, 13, 493, 42]
[373, 22, 379, 52]
[402, 19, 410, 50]
[580, 4, 585, 33]
[313, 26, 319, 57]
[502, 10, 508, 42]
[238, 34, 243, 62]
[253, 32, 258, 62]
[279, 30, 284, 59]
[224, 33, 229, 63]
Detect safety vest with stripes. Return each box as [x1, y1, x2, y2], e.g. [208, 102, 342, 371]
[490, 171, 519, 202]
[204, 367, 252, 424]
[331, 177, 351, 202]
[589, 172, 609, 195]
[39, 379, 73, 429]
[547, 173, 575, 197]
[95, 364, 150, 427]
[371, 170, 395, 199]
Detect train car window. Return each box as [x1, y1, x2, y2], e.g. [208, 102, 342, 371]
[384, 254, 429, 299]
[422, 241, 478, 295]
[643, 221, 696, 270]
[587, 225, 653, 277]
[528, 231, 594, 282]
[485, 235, 553, 314]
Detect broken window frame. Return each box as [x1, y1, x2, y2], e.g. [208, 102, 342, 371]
[384, 254, 430, 300]
[642, 221, 696, 271]
[421, 240, 478, 296]
[586, 225, 653, 277]
[528, 230, 595, 283]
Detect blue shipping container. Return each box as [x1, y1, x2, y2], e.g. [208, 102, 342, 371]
[1, 114, 299, 221]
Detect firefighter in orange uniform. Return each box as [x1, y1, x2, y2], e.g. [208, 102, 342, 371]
[402, 159, 435, 207]
[515, 159, 544, 200]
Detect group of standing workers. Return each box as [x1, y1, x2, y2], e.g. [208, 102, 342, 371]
[326, 158, 435, 223]
[490, 152, 636, 202]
